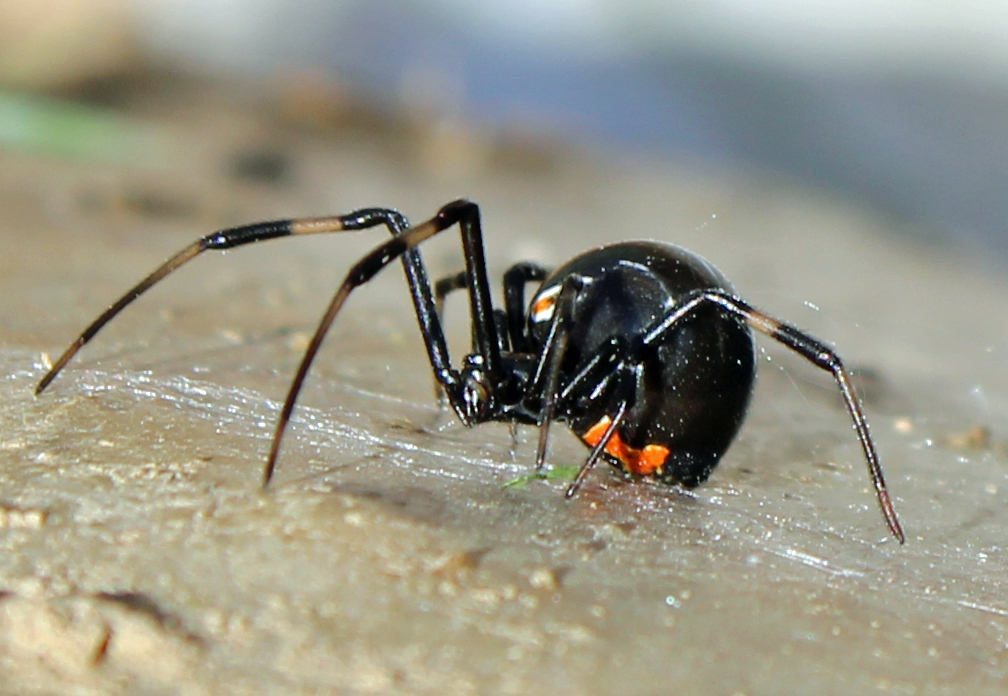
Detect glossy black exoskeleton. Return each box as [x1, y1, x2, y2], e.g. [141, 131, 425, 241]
[35, 199, 904, 542]
[525, 241, 757, 490]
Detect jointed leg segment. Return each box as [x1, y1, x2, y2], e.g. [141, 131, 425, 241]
[503, 262, 549, 352]
[644, 290, 904, 543]
[34, 199, 507, 490]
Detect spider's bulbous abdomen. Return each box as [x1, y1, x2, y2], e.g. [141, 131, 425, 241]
[528, 241, 757, 485]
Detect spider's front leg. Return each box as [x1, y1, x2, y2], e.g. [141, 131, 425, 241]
[431, 261, 549, 409]
[264, 199, 514, 482]
[34, 208, 427, 395]
[33, 197, 510, 488]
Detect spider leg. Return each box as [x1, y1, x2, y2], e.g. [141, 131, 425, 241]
[36, 197, 505, 488]
[643, 290, 905, 544]
[37, 218, 299, 393]
[446, 201, 502, 377]
[528, 274, 586, 471]
[434, 271, 468, 321]
[431, 269, 510, 415]
[431, 271, 469, 407]
[437, 259, 552, 357]
[35, 208, 457, 394]
[502, 262, 549, 352]
[264, 199, 504, 486]
[537, 332, 638, 496]
[557, 336, 625, 406]
[565, 381, 635, 498]
[434, 261, 548, 438]
[435, 270, 509, 351]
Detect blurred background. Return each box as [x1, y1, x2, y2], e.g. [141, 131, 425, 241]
[7, 4, 1008, 693]
[1, 0, 1007, 262]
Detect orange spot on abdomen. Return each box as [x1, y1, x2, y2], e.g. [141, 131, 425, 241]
[581, 416, 670, 476]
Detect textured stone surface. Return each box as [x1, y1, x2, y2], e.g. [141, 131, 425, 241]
[2, 80, 1008, 694]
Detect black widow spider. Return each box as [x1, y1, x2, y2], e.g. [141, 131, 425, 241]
[36, 199, 904, 543]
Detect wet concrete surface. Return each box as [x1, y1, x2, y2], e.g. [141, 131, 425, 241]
[2, 81, 1008, 694]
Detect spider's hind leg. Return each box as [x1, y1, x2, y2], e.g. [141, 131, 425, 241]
[643, 289, 905, 543]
